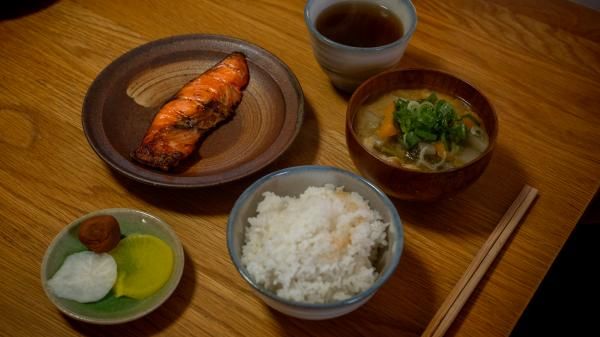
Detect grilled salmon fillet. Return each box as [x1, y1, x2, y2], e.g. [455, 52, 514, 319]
[132, 52, 249, 171]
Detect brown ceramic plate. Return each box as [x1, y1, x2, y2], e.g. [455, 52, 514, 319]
[83, 34, 304, 187]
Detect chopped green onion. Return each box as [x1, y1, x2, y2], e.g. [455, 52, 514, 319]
[393, 92, 472, 149]
[403, 131, 420, 149]
[421, 92, 438, 104]
[415, 129, 437, 141]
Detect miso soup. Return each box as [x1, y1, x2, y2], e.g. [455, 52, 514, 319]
[354, 90, 489, 171]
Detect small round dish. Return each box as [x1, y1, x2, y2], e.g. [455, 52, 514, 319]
[346, 69, 498, 201]
[227, 166, 403, 320]
[83, 34, 304, 187]
[41, 208, 184, 324]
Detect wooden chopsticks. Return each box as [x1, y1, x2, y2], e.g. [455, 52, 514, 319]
[421, 185, 539, 337]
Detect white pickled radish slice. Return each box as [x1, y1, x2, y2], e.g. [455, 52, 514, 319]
[47, 251, 117, 303]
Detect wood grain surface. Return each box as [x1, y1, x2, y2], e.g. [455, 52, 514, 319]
[1, 0, 599, 336]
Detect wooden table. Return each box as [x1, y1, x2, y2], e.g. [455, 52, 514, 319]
[1, 0, 598, 336]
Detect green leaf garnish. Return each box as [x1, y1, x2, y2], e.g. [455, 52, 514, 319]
[403, 131, 420, 149]
[393, 92, 469, 149]
[420, 92, 438, 104]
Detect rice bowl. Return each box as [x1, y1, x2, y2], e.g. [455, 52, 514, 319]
[227, 165, 403, 320]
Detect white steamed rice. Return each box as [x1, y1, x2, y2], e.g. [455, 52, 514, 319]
[241, 184, 389, 304]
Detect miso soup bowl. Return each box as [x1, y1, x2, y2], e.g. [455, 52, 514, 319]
[227, 166, 404, 320]
[346, 69, 498, 201]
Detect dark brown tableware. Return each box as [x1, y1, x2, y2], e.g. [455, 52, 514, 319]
[346, 69, 498, 201]
[83, 34, 304, 187]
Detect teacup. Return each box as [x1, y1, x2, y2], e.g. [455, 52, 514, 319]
[304, 0, 417, 92]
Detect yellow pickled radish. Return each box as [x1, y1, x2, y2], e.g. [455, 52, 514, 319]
[110, 234, 174, 300]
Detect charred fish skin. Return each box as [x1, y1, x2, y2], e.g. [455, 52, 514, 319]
[132, 52, 249, 171]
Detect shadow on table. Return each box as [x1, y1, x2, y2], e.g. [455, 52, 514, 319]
[64, 248, 196, 336]
[331, 84, 352, 102]
[0, 0, 58, 20]
[399, 48, 446, 70]
[108, 99, 320, 216]
[442, 193, 540, 336]
[269, 248, 434, 337]
[510, 194, 599, 336]
[110, 168, 253, 216]
[328, 46, 447, 102]
[392, 144, 529, 237]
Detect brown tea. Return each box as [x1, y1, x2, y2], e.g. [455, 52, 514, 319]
[316, 1, 404, 48]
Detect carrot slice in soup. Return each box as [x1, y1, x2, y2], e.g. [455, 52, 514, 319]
[377, 103, 398, 138]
